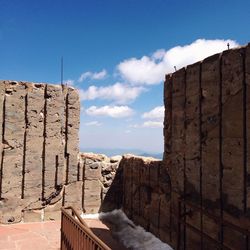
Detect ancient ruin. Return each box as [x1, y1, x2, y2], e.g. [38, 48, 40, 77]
[0, 43, 250, 249]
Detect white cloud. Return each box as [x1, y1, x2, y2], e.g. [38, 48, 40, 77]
[143, 121, 163, 128]
[142, 106, 164, 120]
[129, 120, 163, 129]
[84, 121, 102, 126]
[117, 39, 239, 85]
[86, 105, 134, 118]
[78, 69, 107, 82]
[79, 82, 145, 104]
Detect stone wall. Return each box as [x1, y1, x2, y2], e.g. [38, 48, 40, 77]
[0, 81, 80, 223]
[78, 153, 123, 214]
[121, 155, 171, 243]
[163, 44, 250, 249]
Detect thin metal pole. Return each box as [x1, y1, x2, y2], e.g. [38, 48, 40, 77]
[61, 56, 64, 87]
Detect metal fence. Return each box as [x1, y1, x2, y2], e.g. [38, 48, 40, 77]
[61, 206, 111, 250]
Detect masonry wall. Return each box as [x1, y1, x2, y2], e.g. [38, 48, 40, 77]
[122, 155, 171, 243]
[0, 81, 80, 223]
[163, 44, 250, 249]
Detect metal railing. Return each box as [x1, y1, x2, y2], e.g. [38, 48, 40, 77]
[61, 206, 111, 250]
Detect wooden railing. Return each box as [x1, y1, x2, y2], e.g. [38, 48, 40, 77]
[61, 206, 111, 250]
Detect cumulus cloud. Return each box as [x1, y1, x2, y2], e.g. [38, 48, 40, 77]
[128, 106, 165, 129]
[129, 120, 163, 129]
[117, 39, 239, 85]
[78, 69, 107, 82]
[86, 105, 134, 118]
[143, 121, 163, 128]
[79, 82, 145, 104]
[142, 106, 164, 120]
[84, 121, 102, 126]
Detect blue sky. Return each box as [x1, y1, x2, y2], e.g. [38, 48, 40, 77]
[1, 0, 250, 153]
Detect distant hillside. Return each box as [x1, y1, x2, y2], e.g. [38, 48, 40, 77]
[81, 147, 163, 159]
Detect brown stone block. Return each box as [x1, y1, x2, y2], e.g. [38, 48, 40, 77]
[202, 113, 220, 138]
[185, 94, 200, 120]
[202, 213, 220, 242]
[149, 163, 159, 190]
[202, 136, 220, 207]
[84, 162, 102, 180]
[2, 82, 26, 199]
[172, 95, 185, 111]
[159, 194, 171, 237]
[67, 88, 80, 183]
[223, 227, 248, 250]
[221, 48, 244, 104]
[140, 161, 150, 186]
[172, 110, 185, 126]
[171, 152, 184, 193]
[186, 62, 200, 97]
[0, 197, 26, 224]
[44, 210, 61, 221]
[0, 82, 5, 178]
[149, 223, 159, 238]
[44, 84, 65, 198]
[185, 159, 200, 201]
[172, 68, 186, 97]
[172, 138, 185, 154]
[222, 137, 244, 212]
[185, 135, 200, 160]
[170, 193, 179, 249]
[23, 210, 42, 222]
[172, 125, 185, 141]
[222, 90, 244, 138]
[185, 228, 201, 250]
[246, 46, 250, 212]
[201, 53, 220, 114]
[64, 181, 83, 212]
[24, 83, 45, 199]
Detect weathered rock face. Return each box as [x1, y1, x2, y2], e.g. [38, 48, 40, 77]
[0, 81, 80, 224]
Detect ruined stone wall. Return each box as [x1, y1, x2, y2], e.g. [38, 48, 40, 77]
[121, 155, 171, 243]
[78, 153, 123, 214]
[164, 44, 250, 249]
[0, 81, 80, 223]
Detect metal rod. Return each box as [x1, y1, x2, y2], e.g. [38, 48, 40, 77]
[61, 56, 64, 87]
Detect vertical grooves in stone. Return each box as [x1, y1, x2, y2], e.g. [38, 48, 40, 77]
[81, 158, 85, 211]
[77, 161, 80, 181]
[64, 92, 69, 184]
[199, 63, 203, 247]
[21, 86, 28, 199]
[131, 161, 134, 221]
[54, 155, 59, 188]
[147, 164, 150, 231]
[42, 84, 47, 200]
[0, 93, 6, 199]
[183, 69, 187, 250]
[242, 49, 247, 214]
[219, 54, 224, 247]
[169, 76, 173, 243]
[138, 163, 141, 218]
[242, 49, 248, 249]
[157, 164, 160, 236]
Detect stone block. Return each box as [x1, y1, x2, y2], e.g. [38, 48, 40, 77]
[23, 210, 42, 222]
[2, 82, 25, 201]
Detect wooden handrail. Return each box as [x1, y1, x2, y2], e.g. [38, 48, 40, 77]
[61, 206, 111, 250]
